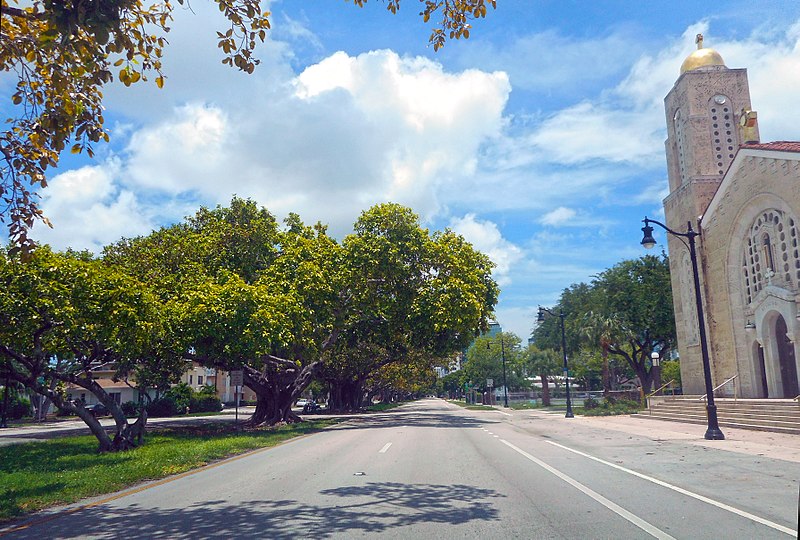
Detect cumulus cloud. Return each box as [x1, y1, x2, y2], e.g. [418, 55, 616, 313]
[31, 163, 155, 254]
[448, 214, 523, 286]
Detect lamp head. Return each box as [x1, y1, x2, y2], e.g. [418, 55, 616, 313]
[537, 307, 545, 322]
[650, 350, 660, 366]
[641, 220, 656, 249]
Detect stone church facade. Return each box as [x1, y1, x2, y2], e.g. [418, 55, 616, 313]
[662, 36, 800, 398]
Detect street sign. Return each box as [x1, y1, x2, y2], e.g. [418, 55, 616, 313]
[230, 370, 243, 387]
[486, 378, 493, 387]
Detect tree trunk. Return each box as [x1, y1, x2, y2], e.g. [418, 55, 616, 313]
[243, 360, 319, 426]
[601, 347, 611, 397]
[540, 374, 551, 406]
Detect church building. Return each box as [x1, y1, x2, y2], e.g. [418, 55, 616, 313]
[662, 35, 800, 398]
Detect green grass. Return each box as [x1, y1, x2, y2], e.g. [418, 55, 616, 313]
[509, 401, 542, 410]
[447, 400, 496, 411]
[0, 419, 338, 523]
[365, 401, 407, 412]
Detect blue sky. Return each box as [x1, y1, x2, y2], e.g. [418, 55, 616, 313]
[16, 0, 800, 340]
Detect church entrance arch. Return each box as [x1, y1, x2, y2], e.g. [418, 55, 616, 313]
[774, 315, 799, 397]
[751, 341, 769, 398]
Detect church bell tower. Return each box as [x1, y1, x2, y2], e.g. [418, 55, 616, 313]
[663, 34, 759, 224]
[662, 35, 760, 393]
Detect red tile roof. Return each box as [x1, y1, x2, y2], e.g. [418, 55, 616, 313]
[741, 141, 800, 152]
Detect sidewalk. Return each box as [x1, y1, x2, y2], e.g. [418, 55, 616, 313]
[566, 411, 800, 463]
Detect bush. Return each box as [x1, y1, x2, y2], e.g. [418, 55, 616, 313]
[583, 396, 599, 409]
[190, 395, 222, 413]
[121, 401, 140, 417]
[147, 397, 179, 417]
[163, 383, 193, 414]
[581, 397, 643, 416]
[1, 395, 31, 420]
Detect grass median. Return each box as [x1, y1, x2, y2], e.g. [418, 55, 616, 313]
[0, 419, 338, 524]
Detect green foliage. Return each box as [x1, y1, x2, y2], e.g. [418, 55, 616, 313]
[462, 333, 524, 392]
[0, 392, 30, 420]
[660, 359, 682, 389]
[533, 254, 675, 394]
[581, 398, 643, 416]
[163, 383, 192, 413]
[146, 397, 179, 418]
[120, 401, 139, 418]
[190, 385, 223, 413]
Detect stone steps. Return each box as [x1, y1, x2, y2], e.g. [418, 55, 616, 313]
[636, 397, 800, 435]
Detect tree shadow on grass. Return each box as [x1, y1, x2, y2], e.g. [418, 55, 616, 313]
[3, 482, 503, 539]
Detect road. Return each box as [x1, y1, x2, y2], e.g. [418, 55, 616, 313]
[2, 398, 798, 539]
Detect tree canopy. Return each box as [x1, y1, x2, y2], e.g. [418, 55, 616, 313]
[532, 254, 675, 394]
[1, 0, 497, 255]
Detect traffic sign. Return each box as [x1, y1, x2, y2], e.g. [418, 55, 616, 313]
[230, 370, 243, 387]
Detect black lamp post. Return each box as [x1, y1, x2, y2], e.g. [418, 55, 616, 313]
[537, 306, 574, 418]
[487, 336, 509, 407]
[641, 216, 724, 440]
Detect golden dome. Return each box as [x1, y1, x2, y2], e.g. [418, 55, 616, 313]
[680, 34, 726, 74]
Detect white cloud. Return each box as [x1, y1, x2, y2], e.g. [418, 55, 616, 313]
[31, 163, 155, 254]
[539, 206, 576, 226]
[448, 214, 523, 286]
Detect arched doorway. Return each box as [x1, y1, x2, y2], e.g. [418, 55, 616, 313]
[775, 315, 799, 397]
[752, 341, 769, 398]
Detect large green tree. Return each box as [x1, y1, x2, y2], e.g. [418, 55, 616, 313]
[1, 0, 496, 254]
[105, 198, 343, 426]
[321, 203, 498, 411]
[534, 255, 675, 395]
[0, 246, 184, 451]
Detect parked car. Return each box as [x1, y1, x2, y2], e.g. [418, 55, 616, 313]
[89, 403, 108, 417]
[295, 398, 309, 408]
[302, 400, 321, 413]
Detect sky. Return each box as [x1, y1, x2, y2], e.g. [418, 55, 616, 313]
[12, 0, 800, 340]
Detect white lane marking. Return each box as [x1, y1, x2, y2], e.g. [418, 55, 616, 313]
[501, 439, 675, 540]
[546, 440, 795, 537]
[496, 410, 512, 417]
[493, 435, 499, 438]
[379, 443, 392, 454]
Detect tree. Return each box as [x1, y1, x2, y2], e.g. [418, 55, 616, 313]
[0, 246, 184, 452]
[1, 0, 496, 255]
[592, 255, 675, 393]
[525, 345, 559, 406]
[322, 203, 498, 411]
[104, 198, 344, 426]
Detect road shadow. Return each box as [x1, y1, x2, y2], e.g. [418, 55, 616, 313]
[3, 482, 503, 539]
[324, 411, 499, 431]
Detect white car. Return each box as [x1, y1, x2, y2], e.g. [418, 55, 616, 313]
[295, 398, 309, 408]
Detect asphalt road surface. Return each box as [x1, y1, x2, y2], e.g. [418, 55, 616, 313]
[2, 398, 798, 539]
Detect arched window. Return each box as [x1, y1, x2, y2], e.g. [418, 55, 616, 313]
[742, 209, 800, 305]
[762, 233, 775, 274]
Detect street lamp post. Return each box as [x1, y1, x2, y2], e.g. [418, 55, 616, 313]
[650, 350, 661, 395]
[640, 216, 724, 440]
[487, 337, 509, 407]
[537, 307, 574, 418]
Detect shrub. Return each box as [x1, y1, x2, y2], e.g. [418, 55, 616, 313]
[147, 397, 179, 417]
[583, 396, 599, 409]
[190, 395, 222, 413]
[1, 395, 31, 420]
[121, 401, 140, 417]
[163, 383, 193, 414]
